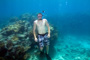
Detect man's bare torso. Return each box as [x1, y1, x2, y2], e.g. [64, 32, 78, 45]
[34, 19, 47, 34]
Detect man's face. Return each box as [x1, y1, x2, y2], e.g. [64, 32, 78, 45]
[38, 14, 42, 20]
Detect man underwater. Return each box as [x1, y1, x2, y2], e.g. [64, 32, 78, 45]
[33, 13, 51, 60]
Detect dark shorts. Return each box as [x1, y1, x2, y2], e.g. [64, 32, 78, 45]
[37, 33, 50, 48]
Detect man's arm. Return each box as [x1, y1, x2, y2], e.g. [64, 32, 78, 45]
[33, 21, 37, 40]
[45, 19, 50, 37]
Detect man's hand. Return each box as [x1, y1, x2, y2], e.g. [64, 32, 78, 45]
[47, 34, 50, 38]
[34, 37, 38, 42]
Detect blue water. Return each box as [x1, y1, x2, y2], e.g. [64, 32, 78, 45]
[0, 0, 90, 60]
[0, 0, 90, 35]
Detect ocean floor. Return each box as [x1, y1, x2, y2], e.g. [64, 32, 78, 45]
[52, 34, 90, 60]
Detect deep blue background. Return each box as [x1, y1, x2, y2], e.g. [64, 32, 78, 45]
[0, 0, 90, 35]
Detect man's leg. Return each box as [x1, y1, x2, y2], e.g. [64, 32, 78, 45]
[44, 33, 50, 54]
[45, 45, 52, 60]
[40, 47, 44, 57]
[40, 47, 43, 52]
[44, 34, 51, 60]
[46, 45, 49, 54]
[38, 35, 44, 54]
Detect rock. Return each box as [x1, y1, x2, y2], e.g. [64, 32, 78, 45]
[74, 57, 81, 60]
[17, 34, 26, 38]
